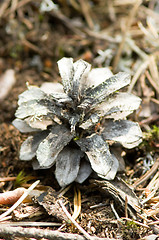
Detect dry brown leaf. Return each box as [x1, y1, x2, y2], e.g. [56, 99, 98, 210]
[0, 188, 25, 205]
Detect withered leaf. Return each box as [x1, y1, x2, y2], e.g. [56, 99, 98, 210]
[0, 69, 16, 101]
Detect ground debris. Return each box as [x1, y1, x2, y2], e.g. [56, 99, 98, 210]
[33, 186, 70, 222]
[90, 177, 141, 219]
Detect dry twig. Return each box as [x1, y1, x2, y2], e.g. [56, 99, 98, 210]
[110, 201, 120, 220]
[0, 177, 17, 182]
[0, 0, 10, 18]
[0, 225, 115, 240]
[3, 0, 35, 17]
[0, 222, 61, 227]
[79, 0, 94, 30]
[58, 199, 93, 240]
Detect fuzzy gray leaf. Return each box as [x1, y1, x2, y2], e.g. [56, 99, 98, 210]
[75, 160, 92, 183]
[49, 92, 73, 106]
[25, 116, 53, 130]
[18, 87, 46, 105]
[40, 82, 64, 94]
[38, 97, 71, 122]
[79, 72, 130, 110]
[102, 120, 142, 148]
[95, 92, 141, 119]
[69, 114, 81, 132]
[12, 119, 39, 133]
[32, 159, 49, 170]
[76, 134, 118, 180]
[72, 59, 91, 100]
[36, 125, 74, 168]
[86, 67, 113, 88]
[79, 113, 100, 130]
[15, 100, 49, 119]
[57, 58, 74, 95]
[55, 147, 83, 187]
[80, 92, 141, 129]
[98, 153, 119, 180]
[19, 130, 49, 160]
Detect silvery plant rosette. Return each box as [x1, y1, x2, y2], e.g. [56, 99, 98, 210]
[13, 57, 142, 187]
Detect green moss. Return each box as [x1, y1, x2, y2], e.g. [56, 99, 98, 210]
[140, 125, 159, 152]
[38, 14, 44, 22]
[10, 44, 23, 58]
[121, 220, 140, 240]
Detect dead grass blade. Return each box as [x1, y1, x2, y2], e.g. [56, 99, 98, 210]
[145, 208, 159, 217]
[148, 56, 159, 94]
[148, 220, 159, 226]
[133, 158, 159, 188]
[72, 187, 81, 220]
[141, 172, 159, 205]
[113, 0, 142, 71]
[125, 195, 128, 219]
[121, 217, 149, 229]
[0, 221, 61, 227]
[128, 58, 149, 93]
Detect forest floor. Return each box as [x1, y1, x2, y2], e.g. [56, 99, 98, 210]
[0, 1, 159, 239]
